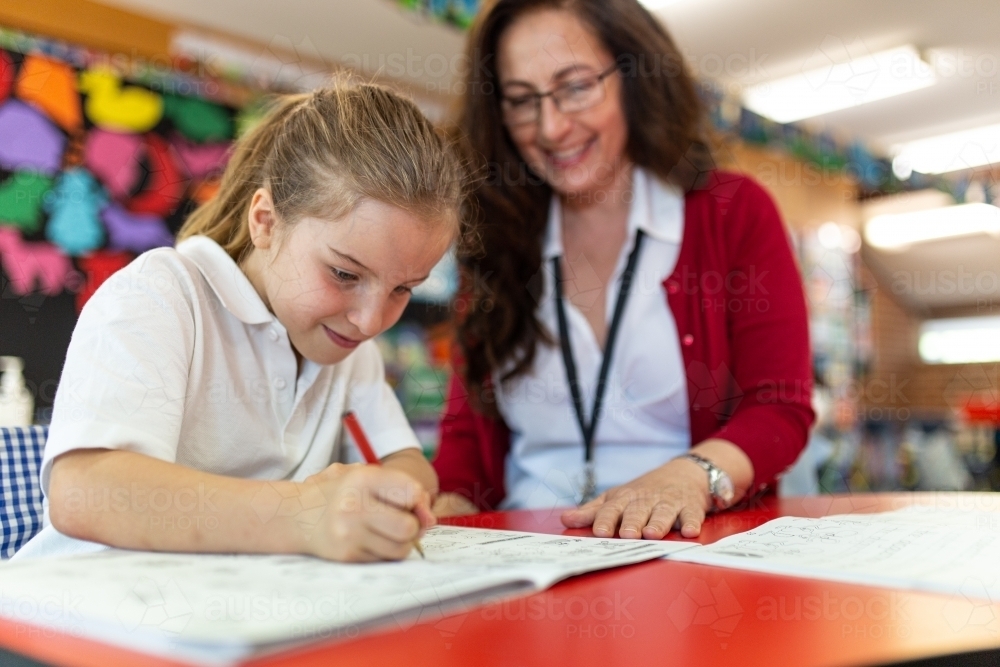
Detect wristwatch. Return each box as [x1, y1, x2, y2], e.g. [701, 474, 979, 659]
[680, 453, 735, 512]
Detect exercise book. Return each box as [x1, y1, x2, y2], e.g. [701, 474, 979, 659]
[0, 526, 695, 665]
[2, 508, 997, 665]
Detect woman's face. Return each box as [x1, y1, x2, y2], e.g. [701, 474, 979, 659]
[497, 9, 630, 201]
[245, 191, 453, 366]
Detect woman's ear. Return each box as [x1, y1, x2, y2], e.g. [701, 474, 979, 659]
[247, 188, 278, 250]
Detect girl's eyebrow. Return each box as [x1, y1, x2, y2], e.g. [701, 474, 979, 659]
[329, 247, 371, 273]
[329, 246, 432, 285]
[502, 63, 595, 89]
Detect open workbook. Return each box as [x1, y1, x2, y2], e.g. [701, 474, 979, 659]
[0, 526, 694, 665]
[2, 507, 998, 665]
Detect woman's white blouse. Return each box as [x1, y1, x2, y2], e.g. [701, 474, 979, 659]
[495, 168, 691, 510]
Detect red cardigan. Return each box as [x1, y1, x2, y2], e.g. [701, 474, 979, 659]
[434, 171, 815, 510]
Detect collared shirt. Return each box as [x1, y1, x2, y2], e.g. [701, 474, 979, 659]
[495, 168, 691, 510]
[15, 235, 419, 559]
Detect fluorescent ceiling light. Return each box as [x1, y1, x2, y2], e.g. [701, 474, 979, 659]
[742, 45, 935, 123]
[891, 123, 1000, 175]
[920, 316, 1000, 364]
[865, 203, 1000, 251]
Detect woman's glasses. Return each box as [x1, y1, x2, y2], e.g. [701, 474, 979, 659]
[500, 63, 618, 127]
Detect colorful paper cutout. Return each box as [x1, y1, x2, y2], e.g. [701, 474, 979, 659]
[75, 249, 132, 313]
[0, 227, 73, 296]
[0, 171, 54, 233]
[0, 50, 13, 103]
[15, 54, 83, 131]
[163, 95, 232, 143]
[79, 68, 163, 132]
[126, 134, 186, 216]
[101, 202, 173, 253]
[0, 100, 67, 175]
[171, 135, 230, 178]
[44, 168, 108, 255]
[84, 129, 143, 199]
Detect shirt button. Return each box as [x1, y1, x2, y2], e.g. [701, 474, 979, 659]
[268, 328, 279, 342]
[667, 281, 680, 295]
[682, 334, 694, 346]
[275, 378, 287, 390]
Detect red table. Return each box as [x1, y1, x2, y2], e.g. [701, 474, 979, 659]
[3, 493, 1000, 667]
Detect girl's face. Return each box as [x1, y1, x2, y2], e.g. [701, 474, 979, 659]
[497, 9, 630, 201]
[244, 191, 453, 366]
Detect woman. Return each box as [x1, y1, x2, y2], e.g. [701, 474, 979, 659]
[433, 0, 814, 539]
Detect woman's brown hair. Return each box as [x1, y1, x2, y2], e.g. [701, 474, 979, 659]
[455, 0, 714, 403]
[178, 77, 469, 261]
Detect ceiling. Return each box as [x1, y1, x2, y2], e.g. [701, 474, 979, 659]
[97, 0, 1000, 150]
[96, 0, 1000, 311]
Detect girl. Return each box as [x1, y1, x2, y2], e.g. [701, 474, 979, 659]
[433, 0, 814, 537]
[15, 79, 467, 562]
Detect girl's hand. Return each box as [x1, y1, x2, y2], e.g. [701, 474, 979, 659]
[560, 457, 712, 539]
[300, 463, 435, 562]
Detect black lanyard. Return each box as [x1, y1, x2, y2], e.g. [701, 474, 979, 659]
[551, 229, 646, 499]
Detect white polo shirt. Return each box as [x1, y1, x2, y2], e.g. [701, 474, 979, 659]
[15, 235, 419, 559]
[496, 168, 691, 510]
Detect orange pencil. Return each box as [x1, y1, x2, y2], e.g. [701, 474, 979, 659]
[342, 411, 425, 558]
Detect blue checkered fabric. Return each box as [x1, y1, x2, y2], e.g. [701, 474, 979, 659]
[0, 426, 47, 558]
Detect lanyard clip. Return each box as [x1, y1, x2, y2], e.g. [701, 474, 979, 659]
[578, 461, 597, 506]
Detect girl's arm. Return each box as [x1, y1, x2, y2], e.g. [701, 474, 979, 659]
[49, 449, 434, 561]
[380, 448, 439, 499]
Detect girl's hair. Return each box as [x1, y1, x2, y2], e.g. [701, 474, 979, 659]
[454, 0, 714, 405]
[178, 77, 469, 261]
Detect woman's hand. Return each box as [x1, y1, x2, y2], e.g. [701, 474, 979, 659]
[432, 491, 480, 518]
[299, 463, 435, 562]
[561, 439, 754, 539]
[561, 457, 711, 539]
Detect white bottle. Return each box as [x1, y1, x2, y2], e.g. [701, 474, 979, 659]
[0, 356, 33, 427]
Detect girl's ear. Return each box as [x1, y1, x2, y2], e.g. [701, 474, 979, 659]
[247, 188, 278, 250]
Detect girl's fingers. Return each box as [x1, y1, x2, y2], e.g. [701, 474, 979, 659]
[413, 495, 437, 530]
[365, 502, 421, 544]
[361, 528, 416, 561]
[642, 500, 682, 540]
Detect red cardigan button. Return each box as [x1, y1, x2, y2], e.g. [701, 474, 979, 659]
[682, 334, 694, 346]
[667, 281, 680, 294]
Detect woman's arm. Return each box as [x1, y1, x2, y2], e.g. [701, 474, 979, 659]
[49, 449, 434, 561]
[432, 372, 510, 514]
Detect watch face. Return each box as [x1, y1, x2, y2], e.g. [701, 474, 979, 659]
[715, 474, 735, 507]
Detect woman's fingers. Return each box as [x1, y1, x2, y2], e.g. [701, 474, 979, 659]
[592, 493, 635, 537]
[559, 492, 607, 528]
[618, 497, 656, 539]
[676, 502, 706, 538]
[642, 500, 682, 540]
